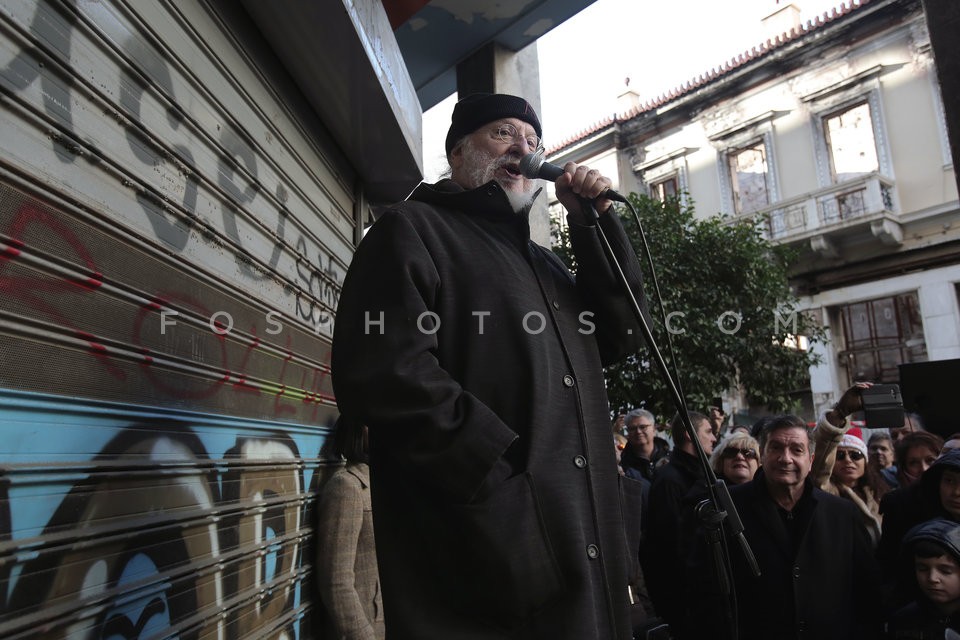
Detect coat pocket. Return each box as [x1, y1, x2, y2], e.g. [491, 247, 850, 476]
[448, 471, 565, 631]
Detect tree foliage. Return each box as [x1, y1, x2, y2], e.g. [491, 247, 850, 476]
[552, 192, 826, 419]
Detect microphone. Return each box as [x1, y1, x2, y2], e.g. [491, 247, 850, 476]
[519, 154, 627, 203]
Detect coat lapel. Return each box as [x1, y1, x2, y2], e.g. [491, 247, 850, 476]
[746, 472, 793, 561]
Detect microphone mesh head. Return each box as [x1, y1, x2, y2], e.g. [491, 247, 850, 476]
[518, 153, 543, 179]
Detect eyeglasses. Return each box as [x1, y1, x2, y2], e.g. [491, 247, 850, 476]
[626, 423, 654, 432]
[721, 447, 759, 460]
[836, 449, 865, 462]
[491, 123, 542, 152]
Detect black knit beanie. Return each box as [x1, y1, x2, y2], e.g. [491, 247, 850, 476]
[444, 93, 542, 157]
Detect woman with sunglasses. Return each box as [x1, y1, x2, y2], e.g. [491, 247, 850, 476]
[709, 433, 761, 485]
[812, 382, 893, 546]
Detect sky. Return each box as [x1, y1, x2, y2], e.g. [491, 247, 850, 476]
[422, 0, 853, 180]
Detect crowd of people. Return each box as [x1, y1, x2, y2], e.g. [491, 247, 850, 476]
[609, 388, 960, 639]
[320, 91, 959, 639]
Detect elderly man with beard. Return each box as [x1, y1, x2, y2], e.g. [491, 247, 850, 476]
[683, 414, 882, 639]
[331, 93, 649, 639]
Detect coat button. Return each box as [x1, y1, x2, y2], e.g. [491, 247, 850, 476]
[562, 375, 575, 387]
[586, 544, 599, 559]
[552, 300, 560, 309]
[797, 621, 806, 632]
[793, 565, 800, 579]
[573, 455, 587, 468]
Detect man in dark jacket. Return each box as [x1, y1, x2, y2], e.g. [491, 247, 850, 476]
[686, 414, 881, 640]
[621, 408, 670, 481]
[641, 411, 715, 628]
[331, 93, 648, 639]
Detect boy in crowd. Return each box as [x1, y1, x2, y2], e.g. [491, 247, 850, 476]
[886, 519, 960, 638]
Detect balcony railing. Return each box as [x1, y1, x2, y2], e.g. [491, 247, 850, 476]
[746, 173, 897, 243]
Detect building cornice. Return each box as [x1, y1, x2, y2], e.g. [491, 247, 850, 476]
[549, 0, 922, 156]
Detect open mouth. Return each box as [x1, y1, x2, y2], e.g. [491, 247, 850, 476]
[502, 163, 522, 178]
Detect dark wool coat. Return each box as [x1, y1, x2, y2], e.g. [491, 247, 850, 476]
[331, 179, 647, 639]
[718, 469, 882, 640]
[641, 448, 707, 627]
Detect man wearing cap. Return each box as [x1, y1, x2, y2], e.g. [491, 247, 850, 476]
[332, 93, 648, 638]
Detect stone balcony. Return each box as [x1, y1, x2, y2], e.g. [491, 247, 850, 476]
[747, 173, 901, 257]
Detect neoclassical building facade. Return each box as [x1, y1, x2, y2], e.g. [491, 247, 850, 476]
[548, 0, 959, 421]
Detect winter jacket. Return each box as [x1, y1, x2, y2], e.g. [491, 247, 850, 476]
[884, 518, 960, 638]
[621, 437, 670, 481]
[688, 468, 882, 640]
[811, 414, 884, 545]
[885, 599, 960, 639]
[880, 450, 960, 609]
[315, 463, 384, 640]
[332, 179, 647, 639]
[641, 448, 708, 627]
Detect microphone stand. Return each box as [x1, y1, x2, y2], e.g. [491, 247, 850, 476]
[576, 196, 760, 640]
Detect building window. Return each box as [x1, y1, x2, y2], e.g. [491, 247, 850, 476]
[823, 101, 879, 183]
[836, 292, 927, 385]
[728, 140, 770, 214]
[651, 175, 678, 202]
[634, 145, 693, 207]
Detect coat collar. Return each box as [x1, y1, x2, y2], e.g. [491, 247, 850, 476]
[409, 179, 542, 223]
[743, 467, 819, 555]
[344, 462, 370, 489]
[668, 447, 704, 476]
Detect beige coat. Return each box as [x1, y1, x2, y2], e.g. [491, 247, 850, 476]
[316, 463, 385, 640]
[811, 416, 883, 546]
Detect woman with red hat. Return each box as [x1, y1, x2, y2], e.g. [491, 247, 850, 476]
[812, 382, 894, 546]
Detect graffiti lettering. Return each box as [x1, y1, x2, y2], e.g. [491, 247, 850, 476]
[1, 200, 331, 415]
[294, 236, 340, 331]
[3, 422, 317, 640]
[0, 0, 81, 163]
[0, 204, 124, 379]
[119, 35, 199, 252]
[132, 292, 229, 400]
[4, 0, 327, 314]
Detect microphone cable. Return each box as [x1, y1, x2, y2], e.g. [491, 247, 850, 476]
[615, 194, 690, 417]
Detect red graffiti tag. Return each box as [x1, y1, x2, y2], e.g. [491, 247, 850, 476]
[0, 205, 123, 379]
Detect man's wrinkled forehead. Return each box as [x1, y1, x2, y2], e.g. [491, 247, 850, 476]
[766, 427, 811, 447]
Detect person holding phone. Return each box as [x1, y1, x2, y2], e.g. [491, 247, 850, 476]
[707, 397, 726, 438]
[812, 383, 895, 546]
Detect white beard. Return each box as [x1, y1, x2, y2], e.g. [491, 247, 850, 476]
[502, 185, 537, 214]
[459, 138, 537, 214]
